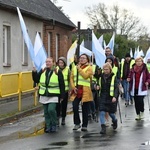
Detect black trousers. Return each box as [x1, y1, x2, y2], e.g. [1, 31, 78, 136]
[56, 92, 68, 118]
[134, 95, 144, 115]
[73, 97, 90, 127]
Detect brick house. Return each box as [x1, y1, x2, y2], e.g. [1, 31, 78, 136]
[0, 0, 75, 73]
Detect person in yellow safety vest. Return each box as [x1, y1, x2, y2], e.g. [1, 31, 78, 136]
[70, 53, 93, 131]
[56, 57, 70, 126]
[105, 56, 120, 83]
[97, 62, 119, 134]
[146, 58, 150, 73]
[32, 57, 65, 133]
[104, 56, 120, 126]
[120, 53, 135, 106]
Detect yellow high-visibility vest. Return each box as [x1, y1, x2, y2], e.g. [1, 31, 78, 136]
[146, 63, 150, 73]
[39, 70, 60, 94]
[73, 66, 91, 87]
[62, 67, 69, 91]
[120, 59, 135, 78]
[99, 74, 115, 96]
[112, 66, 118, 76]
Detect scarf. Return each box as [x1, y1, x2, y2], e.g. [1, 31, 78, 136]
[134, 63, 143, 73]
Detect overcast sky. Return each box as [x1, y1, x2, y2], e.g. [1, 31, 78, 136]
[56, 0, 150, 31]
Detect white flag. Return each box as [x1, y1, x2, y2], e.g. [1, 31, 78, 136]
[92, 31, 106, 68]
[17, 7, 34, 61]
[67, 40, 77, 66]
[34, 32, 47, 72]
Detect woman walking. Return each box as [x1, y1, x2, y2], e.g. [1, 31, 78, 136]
[70, 53, 93, 131]
[98, 62, 119, 134]
[127, 57, 150, 120]
[32, 57, 65, 133]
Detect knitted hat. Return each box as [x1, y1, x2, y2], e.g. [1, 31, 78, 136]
[58, 57, 67, 66]
[125, 53, 131, 58]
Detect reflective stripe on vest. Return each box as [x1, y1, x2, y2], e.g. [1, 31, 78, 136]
[73, 66, 91, 86]
[99, 74, 115, 96]
[39, 71, 60, 94]
[112, 66, 118, 76]
[121, 59, 135, 78]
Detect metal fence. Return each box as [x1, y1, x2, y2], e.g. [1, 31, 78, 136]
[0, 71, 37, 111]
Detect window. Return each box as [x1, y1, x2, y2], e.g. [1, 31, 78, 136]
[55, 34, 59, 61]
[3, 25, 11, 66]
[22, 40, 28, 65]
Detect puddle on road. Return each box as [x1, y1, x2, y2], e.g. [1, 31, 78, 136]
[50, 141, 68, 146]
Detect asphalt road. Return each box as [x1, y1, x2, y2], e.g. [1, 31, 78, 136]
[1, 96, 150, 150]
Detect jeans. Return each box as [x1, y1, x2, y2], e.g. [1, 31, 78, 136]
[122, 80, 130, 101]
[99, 111, 116, 124]
[72, 97, 90, 127]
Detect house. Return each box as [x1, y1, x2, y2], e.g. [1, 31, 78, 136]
[0, 0, 76, 73]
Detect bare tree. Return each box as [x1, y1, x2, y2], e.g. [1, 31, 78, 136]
[85, 3, 148, 39]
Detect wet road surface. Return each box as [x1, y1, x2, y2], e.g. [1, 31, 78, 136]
[1, 96, 150, 150]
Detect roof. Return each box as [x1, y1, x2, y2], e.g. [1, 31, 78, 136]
[0, 0, 76, 28]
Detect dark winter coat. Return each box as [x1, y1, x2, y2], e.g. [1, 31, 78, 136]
[99, 73, 119, 113]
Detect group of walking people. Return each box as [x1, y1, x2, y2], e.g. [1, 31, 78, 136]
[32, 46, 150, 135]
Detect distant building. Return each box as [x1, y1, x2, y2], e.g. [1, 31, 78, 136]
[0, 0, 75, 73]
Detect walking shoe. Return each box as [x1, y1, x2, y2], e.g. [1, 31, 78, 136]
[140, 112, 144, 119]
[81, 127, 87, 132]
[44, 127, 51, 133]
[50, 126, 57, 132]
[92, 112, 96, 120]
[88, 114, 92, 120]
[112, 119, 117, 129]
[130, 99, 133, 104]
[105, 120, 109, 127]
[73, 124, 81, 130]
[61, 117, 65, 125]
[100, 124, 106, 134]
[125, 101, 129, 106]
[135, 114, 141, 120]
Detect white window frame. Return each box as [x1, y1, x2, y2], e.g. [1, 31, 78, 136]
[3, 25, 11, 66]
[48, 32, 51, 57]
[55, 34, 59, 61]
[22, 40, 28, 65]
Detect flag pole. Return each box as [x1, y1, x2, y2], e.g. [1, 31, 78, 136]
[76, 21, 80, 60]
[76, 21, 81, 87]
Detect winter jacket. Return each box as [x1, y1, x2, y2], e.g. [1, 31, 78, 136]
[128, 63, 150, 95]
[70, 65, 93, 103]
[99, 73, 119, 113]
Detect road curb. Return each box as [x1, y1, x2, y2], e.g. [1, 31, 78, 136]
[0, 105, 43, 126]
